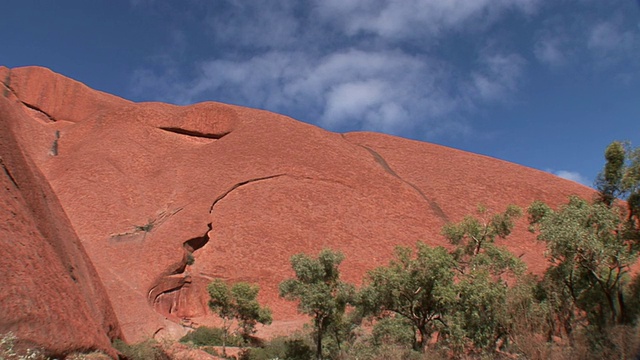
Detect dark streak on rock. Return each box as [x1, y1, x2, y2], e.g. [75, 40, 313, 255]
[209, 174, 287, 213]
[159, 127, 230, 140]
[20, 101, 57, 122]
[343, 136, 449, 222]
[0, 158, 19, 189]
[2, 70, 11, 98]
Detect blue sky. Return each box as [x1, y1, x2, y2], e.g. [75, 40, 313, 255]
[2, 1, 639, 186]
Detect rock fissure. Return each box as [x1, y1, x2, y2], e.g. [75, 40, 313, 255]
[148, 222, 211, 320]
[0, 158, 19, 189]
[20, 101, 57, 122]
[208, 174, 288, 213]
[110, 207, 183, 241]
[159, 127, 230, 140]
[2, 70, 11, 98]
[344, 137, 449, 222]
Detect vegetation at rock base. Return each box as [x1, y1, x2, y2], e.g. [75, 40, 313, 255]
[207, 279, 273, 356]
[179, 326, 243, 347]
[112, 339, 170, 360]
[0, 332, 46, 360]
[128, 140, 640, 359]
[279, 249, 356, 360]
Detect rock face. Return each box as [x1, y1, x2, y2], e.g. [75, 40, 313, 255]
[0, 66, 594, 344]
[0, 67, 121, 357]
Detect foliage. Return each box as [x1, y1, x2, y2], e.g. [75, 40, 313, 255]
[359, 244, 455, 352]
[207, 279, 272, 356]
[0, 332, 46, 360]
[240, 336, 314, 360]
[112, 339, 170, 360]
[442, 204, 524, 276]
[596, 141, 640, 206]
[596, 141, 627, 206]
[358, 205, 527, 355]
[371, 316, 415, 347]
[529, 197, 640, 356]
[451, 270, 509, 352]
[279, 249, 356, 360]
[529, 197, 638, 329]
[179, 326, 243, 347]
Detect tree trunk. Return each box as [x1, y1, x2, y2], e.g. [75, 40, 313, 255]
[417, 327, 429, 353]
[317, 326, 323, 360]
[222, 326, 228, 358]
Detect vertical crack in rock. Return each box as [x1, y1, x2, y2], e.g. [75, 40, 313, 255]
[343, 136, 449, 222]
[2, 69, 11, 98]
[0, 158, 19, 189]
[148, 223, 211, 321]
[149, 176, 290, 323]
[1, 71, 57, 122]
[208, 174, 288, 213]
[20, 101, 57, 122]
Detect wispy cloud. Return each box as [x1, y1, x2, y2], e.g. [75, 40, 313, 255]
[129, 0, 638, 140]
[552, 170, 591, 187]
[532, 4, 640, 80]
[314, 0, 540, 40]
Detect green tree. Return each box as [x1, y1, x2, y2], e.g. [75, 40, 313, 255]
[596, 141, 640, 237]
[207, 280, 272, 356]
[528, 196, 639, 338]
[442, 204, 524, 276]
[596, 141, 627, 206]
[440, 205, 525, 353]
[279, 249, 355, 360]
[359, 244, 455, 352]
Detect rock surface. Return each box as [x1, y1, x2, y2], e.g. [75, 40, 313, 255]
[0, 67, 121, 357]
[0, 66, 594, 345]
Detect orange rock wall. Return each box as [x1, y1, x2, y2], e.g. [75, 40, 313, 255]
[0, 67, 121, 357]
[1, 66, 595, 343]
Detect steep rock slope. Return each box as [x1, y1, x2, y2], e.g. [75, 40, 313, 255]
[1, 66, 594, 342]
[0, 67, 121, 357]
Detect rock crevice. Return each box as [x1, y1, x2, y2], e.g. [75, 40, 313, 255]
[159, 127, 230, 140]
[149, 223, 212, 320]
[209, 174, 288, 213]
[1, 157, 19, 189]
[344, 136, 449, 222]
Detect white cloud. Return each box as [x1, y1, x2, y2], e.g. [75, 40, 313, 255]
[553, 170, 590, 186]
[132, 45, 529, 137]
[129, 1, 544, 139]
[206, 1, 302, 49]
[469, 52, 526, 101]
[534, 36, 566, 67]
[314, 0, 540, 40]
[588, 21, 634, 52]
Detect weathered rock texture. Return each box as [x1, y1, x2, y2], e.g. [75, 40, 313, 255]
[0, 66, 594, 344]
[0, 67, 121, 358]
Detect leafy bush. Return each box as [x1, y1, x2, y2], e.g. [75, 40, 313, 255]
[179, 326, 243, 347]
[239, 336, 314, 360]
[0, 332, 46, 360]
[372, 317, 414, 347]
[112, 339, 169, 360]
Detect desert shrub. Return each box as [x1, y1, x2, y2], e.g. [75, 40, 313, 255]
[66, 352, 111, 360]
[179, 326, 243, 347]
[338, 339, 424, 360]
[112, 339, 169, 360]
[240, 336, 314, 360]
[0, 332, 47, 360]
[371, 317, 414, 347]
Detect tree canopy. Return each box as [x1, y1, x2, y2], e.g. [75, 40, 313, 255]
[279, 249, 355, 360]
[207, 279, 272, 356]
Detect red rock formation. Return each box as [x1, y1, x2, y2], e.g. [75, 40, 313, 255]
[1, 66, 595, 343]
[0, 67, 121, 358]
